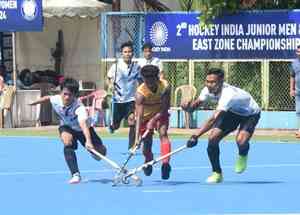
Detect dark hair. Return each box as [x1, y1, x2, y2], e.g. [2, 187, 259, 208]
[141, 65, 159, 78]
[120, 41, 133, 51]
[0, 65, 6, 78]
[142, 42, 153, 50]
[19, 69, 33, 86]
[60, 77, 79, 96]
[0, 65, 6, 71]
[207, 68, 224, 80]
[19, 68, 31, 79]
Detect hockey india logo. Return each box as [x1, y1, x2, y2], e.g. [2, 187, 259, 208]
[150, 21, 169, 46]
[21, 0, 38, 21]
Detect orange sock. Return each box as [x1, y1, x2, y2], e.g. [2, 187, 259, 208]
[160, 137, 171, 163]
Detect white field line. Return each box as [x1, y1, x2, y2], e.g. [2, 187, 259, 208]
[1, 163, 300, 176]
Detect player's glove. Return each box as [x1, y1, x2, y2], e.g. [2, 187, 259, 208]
[186, 135, 198, 148]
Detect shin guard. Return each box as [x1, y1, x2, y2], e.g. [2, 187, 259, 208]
[160, 137, 171, 164]
[64, 146, 79, 175]
[128, 125, 136, 150]
[238, 142, 250, 156]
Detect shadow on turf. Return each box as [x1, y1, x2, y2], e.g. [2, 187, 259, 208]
[82, 178, 284, 186]
[120, 152, 160, 156]
[222, 180, 285, 185]
[151, 180, 284, 186]
[82, 179, 201, 186]
[151, 180, 201, 186]
[82, 178, 113, 184]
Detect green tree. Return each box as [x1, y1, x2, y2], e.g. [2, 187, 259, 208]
[178, 0, 300, 111]
[179, 0, 300, 24]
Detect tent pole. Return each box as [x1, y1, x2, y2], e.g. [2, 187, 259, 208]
[12, 32, 18, 127]
[12, 32, 17, 87]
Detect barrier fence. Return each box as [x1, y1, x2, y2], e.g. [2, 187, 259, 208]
[101, 12, 295, 111]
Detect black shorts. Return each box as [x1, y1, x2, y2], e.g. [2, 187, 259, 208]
[58, 125, 103, 150]
[112, 101, 135, 126]
[213, 111, 261, 134]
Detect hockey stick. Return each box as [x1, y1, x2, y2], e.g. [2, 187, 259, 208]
[123, 144, 188, 181]
[115, 130, 150, 177]
[88, 148, 142, 186]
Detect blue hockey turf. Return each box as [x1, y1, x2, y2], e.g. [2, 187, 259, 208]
[1, 136, 300, 214]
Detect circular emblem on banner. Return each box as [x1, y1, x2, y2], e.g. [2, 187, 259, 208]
[21, 0, 38, 21]
[150, 21, 168, 46]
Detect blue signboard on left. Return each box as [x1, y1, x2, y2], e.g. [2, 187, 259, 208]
[0, 0, 43, 31]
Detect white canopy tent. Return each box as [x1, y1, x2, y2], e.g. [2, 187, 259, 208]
[15, 0, 111, 87]
[11, 0, 111, 127]
[43, 0, 110, 18]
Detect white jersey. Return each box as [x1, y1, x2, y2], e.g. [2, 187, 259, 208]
[199, 83, 260, 116]
[107, 59, 140, 103]
[137, 57, 163, 72]
[50, 95, 89, 131]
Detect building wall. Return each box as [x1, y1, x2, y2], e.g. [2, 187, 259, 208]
[121, 0, 181, 11]
[169, 110, 298, 129]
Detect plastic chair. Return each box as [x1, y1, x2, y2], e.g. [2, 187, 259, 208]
[0, 86, 16, 128]
[79, 89, 108, 127]
[172, 85, 197, 129]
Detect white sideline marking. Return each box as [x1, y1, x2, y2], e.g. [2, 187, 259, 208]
[175, 163, 300, 170]
[223, 214, 300, 215]
[1, 163, 300, 177]
[0, 169, 111, 176]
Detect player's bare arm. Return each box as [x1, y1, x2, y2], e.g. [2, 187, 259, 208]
[159, 70, 165, 80]
[79, 119, 94, 150]
[181, 97, 202, 112]
[193, 110, 224, 138]
[28, 96, 51, 105]
[159, 86, 171, 130]
[186, 109, 225, 148]
[146, 85, 171, 130]
[135, 92, 145, 142]
[290, 76, 296, 97]
[161, 85, 171, 113]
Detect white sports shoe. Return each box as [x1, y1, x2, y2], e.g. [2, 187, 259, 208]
[68, 172, 81, 184]
[206, 172, 223, 184]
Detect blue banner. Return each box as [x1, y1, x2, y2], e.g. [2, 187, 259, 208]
[0, 0, 43, 32]
[145, 11, 300, 59]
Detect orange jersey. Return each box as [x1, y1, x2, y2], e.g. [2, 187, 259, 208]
[137, 79, 169, 122]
